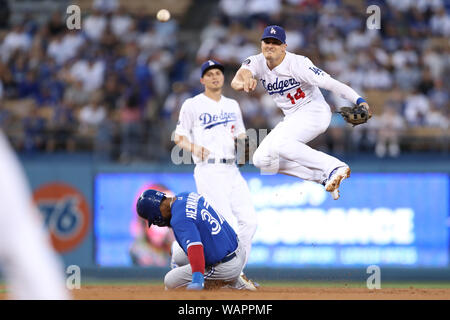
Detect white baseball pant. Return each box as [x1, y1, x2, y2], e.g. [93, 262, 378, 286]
[252, 101, 347, 183]
[165, 240, 246, 289]
[194, 163, 257, 266]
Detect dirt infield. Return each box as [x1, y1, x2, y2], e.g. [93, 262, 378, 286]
[1, 284, 449, 300]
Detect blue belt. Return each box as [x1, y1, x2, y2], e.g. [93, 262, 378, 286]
[208, 252, 237, 267]
[207, 158, 235, 164]
[220, 252, 237, 263]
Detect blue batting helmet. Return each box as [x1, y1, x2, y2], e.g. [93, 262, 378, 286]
[136, 189, 167, 227]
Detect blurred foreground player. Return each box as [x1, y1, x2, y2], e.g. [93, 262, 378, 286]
[0, 131, 70, 299]
[136, 189, 253, 290]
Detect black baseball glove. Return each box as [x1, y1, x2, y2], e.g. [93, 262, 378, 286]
[337, 104, 371, 127]
[234, 136, 250, 167]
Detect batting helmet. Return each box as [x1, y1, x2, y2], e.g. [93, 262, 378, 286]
[136, 189, 168, 227]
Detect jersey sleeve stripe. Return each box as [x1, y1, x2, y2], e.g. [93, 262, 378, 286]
[187, 241, 203, 248]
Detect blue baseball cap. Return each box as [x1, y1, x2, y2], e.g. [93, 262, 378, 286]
[136, 189, 167, 227]
[201, 59, 224, 77]
[261, 25, 286, 44]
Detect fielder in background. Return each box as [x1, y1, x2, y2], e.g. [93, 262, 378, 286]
[231, 25, 372, 200]
[136, 189, 250, 290]
[173, 60, 257, 289]
[0, 130, 70, 300]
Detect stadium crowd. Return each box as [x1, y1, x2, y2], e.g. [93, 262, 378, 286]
[0, 0, 448, 162]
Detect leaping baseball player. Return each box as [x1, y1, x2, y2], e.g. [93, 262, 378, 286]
[231, 25, 372, 200]
[173, 60, 257, 289]
[136, 189, 250, 290]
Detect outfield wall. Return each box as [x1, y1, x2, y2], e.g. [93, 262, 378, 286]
[18, 154, 450, 281]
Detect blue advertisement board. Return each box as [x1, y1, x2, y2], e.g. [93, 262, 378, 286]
[94, 172, 449, 267]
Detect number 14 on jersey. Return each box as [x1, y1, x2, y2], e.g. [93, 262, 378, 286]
[286, 87, 306, 104]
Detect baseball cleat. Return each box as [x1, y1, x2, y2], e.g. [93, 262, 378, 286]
[239, 274, 258, 291]
[330, 189, 340, 200]
[325, 166, 351, 192]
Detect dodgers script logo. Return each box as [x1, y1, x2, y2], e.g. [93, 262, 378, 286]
[33, 182, 90, 253]
[199, 111, 237, 129]
[260, 77, 300, 96]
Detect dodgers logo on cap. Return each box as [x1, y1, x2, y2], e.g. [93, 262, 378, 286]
[261, 25, 286, 44]
[201, 59, 225, 77]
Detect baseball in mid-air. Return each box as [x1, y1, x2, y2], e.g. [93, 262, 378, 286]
[156, 9, 171, 22]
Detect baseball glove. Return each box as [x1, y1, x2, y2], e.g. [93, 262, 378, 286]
[337, 104, 371, 127]
[235, 136, 250, 167]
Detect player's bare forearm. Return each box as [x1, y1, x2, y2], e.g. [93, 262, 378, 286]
[174, 134, 191, 152]
[174, 134, 210, 160]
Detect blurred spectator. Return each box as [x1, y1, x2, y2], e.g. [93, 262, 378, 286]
[17, 70, 40, 100]
[70, 55, 105, 93]
[394, 61, 421, 91]
[392, 41, 418, 70]
[102, 74, 121, 111]
[200, 17, 228, 43]
[404, 88, 430, 126]
[63, 79, 90, 109]
[46, 99, 77, 152]
[111, 6, 133, 38]
[82, 9, 107, 41]
[422, 46, 445, 80]
[47, 11, 65, 37]
[119, 93, 143, 162]
[428, 78, 448, 111]
[161, 82, 191, 120]
[219, 0, 247, 22]
[78, 91, 106, 135]
[318, 31, 344, 56]
[147, 49, 174, 99]
[1, 22, 32, 62]
[22, 103, 47, 152]
[247, 0, 282, 26]
[430, 6, 450, 37]
[363, 65, 393, 90]
[93, 0, 119, 13]
[425, 104, 449, 129]
[375, 104, 405, 158]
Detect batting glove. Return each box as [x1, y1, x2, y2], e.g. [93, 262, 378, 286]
[187, 272, 204, 290]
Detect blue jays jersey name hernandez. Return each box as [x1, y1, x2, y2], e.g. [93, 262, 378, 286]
[241, 51, 331, 115]
[170, 192, 238, 266]
[175, 93, 246, 163]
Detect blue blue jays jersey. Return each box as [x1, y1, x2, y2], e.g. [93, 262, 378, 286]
[170, 192, 238, 266]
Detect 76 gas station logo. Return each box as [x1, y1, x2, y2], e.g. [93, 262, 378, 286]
[33, 183, 90, 253]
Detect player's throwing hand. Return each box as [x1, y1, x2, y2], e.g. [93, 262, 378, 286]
[243, 77, 257, 93]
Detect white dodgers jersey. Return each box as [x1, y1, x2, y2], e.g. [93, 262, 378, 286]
[175, 93, 246, 164]
[241, 51, 331, 115]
